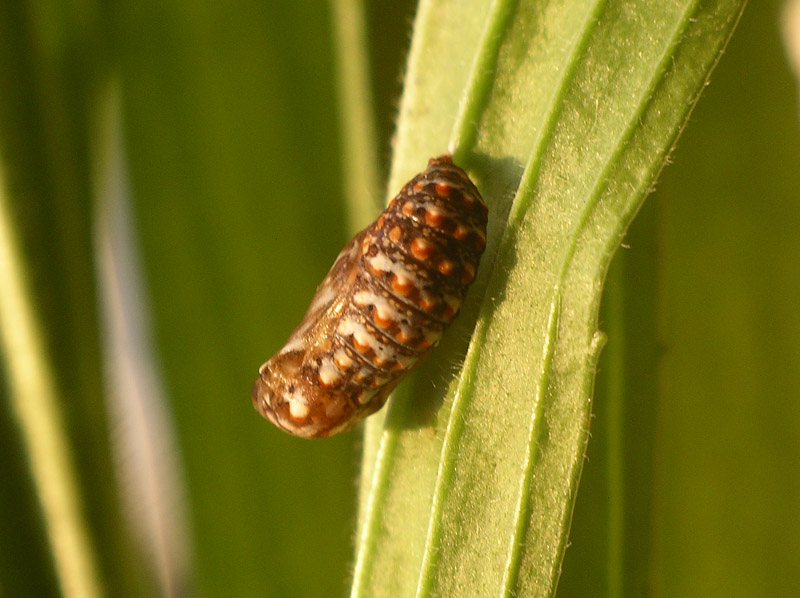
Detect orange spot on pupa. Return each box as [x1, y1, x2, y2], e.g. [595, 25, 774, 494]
[416, 337, 431, 349]
[425, 207, 446, 227]
[353, 337, 370, 353]
[373, 309, 392, 328]
[377, 214, 386, 227]
[413, 181, 425, 192]
[435, 182, 452, 197]
[389, 226, 402, 243]
[454, 224, 469, 240]
[396, 328, 413, 344]
[410, 237, 434, 260]
[391, 361, 405, 371]
[443, 296, 461, 319]
[368, 261, 383, 276]
[474, 230, 487, 251]
[334, 353, 351, 369]
[460, 263, 476, 284]
[419, 294, 437, 312]
[437, 259, 454, 275]
[391, 274, 414, 296]
[402, 201, 415, 216]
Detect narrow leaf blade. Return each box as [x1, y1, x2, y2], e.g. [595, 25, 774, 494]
[354, 0, 746, 596]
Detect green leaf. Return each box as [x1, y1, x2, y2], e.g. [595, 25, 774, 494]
[114, 1, 362, 596]
[0, 0, 153, 595]
[352, 1, 746, 596]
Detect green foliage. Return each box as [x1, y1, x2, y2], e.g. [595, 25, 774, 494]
[7, 0, 800, 597]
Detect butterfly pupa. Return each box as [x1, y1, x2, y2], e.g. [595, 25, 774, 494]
[252, 155, 487, 437]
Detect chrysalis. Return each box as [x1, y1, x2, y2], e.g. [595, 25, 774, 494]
[252, 155, 487, 437]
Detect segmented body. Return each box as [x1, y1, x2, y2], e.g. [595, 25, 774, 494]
[252, 155, 487, 438]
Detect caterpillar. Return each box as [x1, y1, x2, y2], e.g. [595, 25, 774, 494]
[252, 155, 487, 438]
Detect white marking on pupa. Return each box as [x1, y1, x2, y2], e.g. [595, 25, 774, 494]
[289, 400, 309, 420]
[319, 358, 341, 386]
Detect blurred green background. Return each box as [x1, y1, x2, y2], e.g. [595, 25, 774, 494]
[1, 0, 799, 596]
[563, 2, 800, 596]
